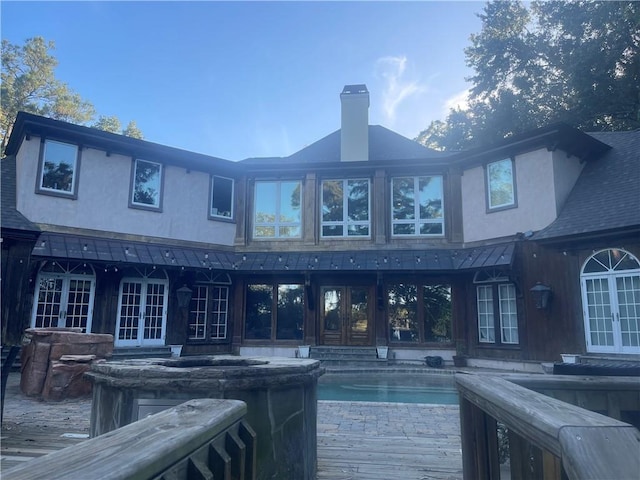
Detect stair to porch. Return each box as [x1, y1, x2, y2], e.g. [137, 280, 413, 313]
[309, 346, 387, 367]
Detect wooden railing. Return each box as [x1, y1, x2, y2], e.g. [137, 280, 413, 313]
[2, 398, 257, 480]
[456, 374, 640, 480]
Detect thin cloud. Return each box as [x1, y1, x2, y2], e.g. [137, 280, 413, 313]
[443, 89, 470, 116]
[375, 55, 425, 125]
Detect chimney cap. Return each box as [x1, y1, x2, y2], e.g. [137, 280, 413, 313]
[341, 84, 369, 95]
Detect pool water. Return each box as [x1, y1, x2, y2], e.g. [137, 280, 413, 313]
[318, 374, 458, 404]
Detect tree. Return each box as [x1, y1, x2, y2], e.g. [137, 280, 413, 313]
[1, 37, 95, 150]
[417, 1, 640, 151]
[123, 120, 144, 139]
[92, 115, 122, 134]
[2, 37, 144, 151]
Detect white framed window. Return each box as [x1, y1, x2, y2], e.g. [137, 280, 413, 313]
[189, 285, 229, 341]
[36, 139, 80, 198]
[31, 262, 95, 332]
[581, 248, 640, 354]
[130, 158, 163, 210]
[475, 271, 519, 345]
[391, 176, 444, 236]
[321, 178, 370, 238]
[486, 158, 516, 211]
[477, 285, 495, 343]
[210, 175, 234, 220]
[115, 268, 168, 347]
[498, 284, 519, 344]
[253, 180, 301, 239]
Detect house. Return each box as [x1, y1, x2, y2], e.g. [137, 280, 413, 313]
[2, 85, 639, 370]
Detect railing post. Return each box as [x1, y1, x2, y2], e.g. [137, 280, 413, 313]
[459, 396, 501, 480]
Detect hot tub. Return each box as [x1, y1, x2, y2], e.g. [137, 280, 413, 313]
[87, 355, 323, 480]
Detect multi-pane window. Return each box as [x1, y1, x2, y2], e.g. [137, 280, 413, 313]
[245, 283, 304, 341]
[581, 248, 640, 354]
[388, 283, 452, 343]
[37, 139, 79, 197]
[253, 181, 301, 238]
[476, 280, 519, 345]
[189, 285, 229, 340]
[31, 262, 95, 332]
[391, 176, 444, 236]
[210, 175, 234, 219]
[486, 158, 516, 210]
[115, 268, 168, 347]
[130, 159, 163, 210]
[321, 179, 370, 237]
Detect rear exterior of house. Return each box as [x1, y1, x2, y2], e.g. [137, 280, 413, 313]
[2, 85, 639, 370]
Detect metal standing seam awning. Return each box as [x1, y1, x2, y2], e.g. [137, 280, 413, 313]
[31, 232, 515, 273]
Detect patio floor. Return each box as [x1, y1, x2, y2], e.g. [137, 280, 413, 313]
[1, 372, 462, 479]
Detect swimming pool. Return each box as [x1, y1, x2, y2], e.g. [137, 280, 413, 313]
[318, 373, 458, 404]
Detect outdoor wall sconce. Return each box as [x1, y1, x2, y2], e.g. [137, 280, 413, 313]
[530, 283, 552, 309]
[176, 284, 193, 309]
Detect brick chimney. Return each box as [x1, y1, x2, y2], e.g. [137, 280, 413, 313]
[340, 84, 369, 162]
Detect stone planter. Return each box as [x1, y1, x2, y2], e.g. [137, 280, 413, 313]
[376, 346, 389, 359]
[561, 354, 580, 364]
[169, 345, 183, 357]
[298, 345, 310, 358]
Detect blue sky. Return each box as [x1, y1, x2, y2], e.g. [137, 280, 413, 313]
[1, 1, 483, 161]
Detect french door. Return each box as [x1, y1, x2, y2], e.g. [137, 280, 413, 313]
[320, 286, 371, 346]
[31, 263, 95, 333]
[581, 249, 640, 354]
[115, 278, 168, 347]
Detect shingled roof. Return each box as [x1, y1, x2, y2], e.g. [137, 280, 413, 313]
[0, 156, 40, 235]
[534, 129, 640, 242]
[241, 125, 451, 166]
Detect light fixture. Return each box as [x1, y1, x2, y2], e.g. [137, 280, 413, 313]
[176, 284, 193, 309]
[530, 283, 552, 310]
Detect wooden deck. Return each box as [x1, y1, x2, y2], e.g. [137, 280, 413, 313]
[2, 372, 463, 479]
[317, 401, 462, 479]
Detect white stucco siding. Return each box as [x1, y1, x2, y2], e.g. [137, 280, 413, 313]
[552, 150, 584, 214]
[462, 149, 558, 243]
[15, 136, 235, 245]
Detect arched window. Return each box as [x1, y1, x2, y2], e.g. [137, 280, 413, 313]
[31, 261, 96, 332]
[115, 267, 168, 347]
[581, 249, 640, 353]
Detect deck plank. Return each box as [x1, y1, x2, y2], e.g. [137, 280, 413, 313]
[2, 373, 463, 479]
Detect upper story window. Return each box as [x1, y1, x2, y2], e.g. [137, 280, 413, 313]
[210, 175, 234, 220]
[37, 139, 80, 198]
[391, 176, 444, 236]
[253, 180, 301, 239]
[486, 158, 516, 211]
[130, 159, 163, 211]
[321, 179, 370, 238]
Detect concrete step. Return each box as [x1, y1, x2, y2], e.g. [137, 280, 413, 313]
[309, 346, 386, 366]
[112, 346, 172, 359]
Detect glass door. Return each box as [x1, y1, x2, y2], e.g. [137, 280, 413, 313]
[32, 266, 95, 333]
[116, 278, 168, 347]
[581, 249, 640, 354]
[320, 286, 371, 346]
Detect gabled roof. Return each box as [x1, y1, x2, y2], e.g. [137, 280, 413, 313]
[534, 129, 640, 242]
[241, 125, 451, 166]
[0, 155, 40, 235]
[4, 112, 239, 175]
